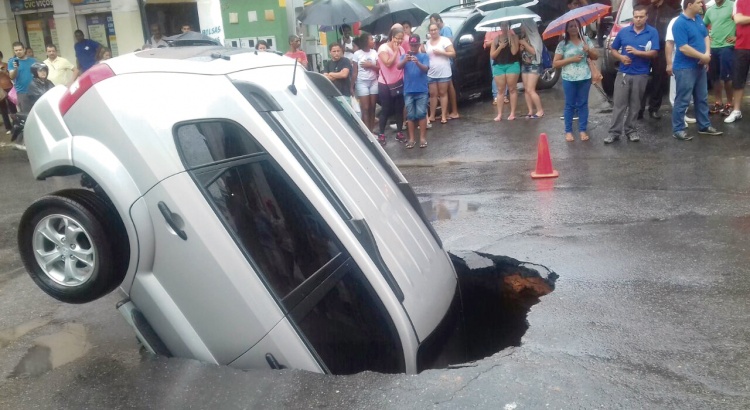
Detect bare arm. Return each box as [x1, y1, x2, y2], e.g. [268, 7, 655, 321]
[625, 47, 657, 58]
[520, 39, 535, 55]
[665, 41, 674, 75]
[326, 67, 350, 80]
[443, 44, 456, 58]
[735, 12, 750, 25]
[378, 48, 399, 67]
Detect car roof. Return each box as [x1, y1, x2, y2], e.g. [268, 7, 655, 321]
[105, 46, 295, 76]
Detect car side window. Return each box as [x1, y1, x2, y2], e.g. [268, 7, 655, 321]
[202, 161, 343, 302]
[176, 121, 264, 168]
[291, 260, 405, 374]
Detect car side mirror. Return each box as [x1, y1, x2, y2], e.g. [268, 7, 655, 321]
[458, 34, 474, 46]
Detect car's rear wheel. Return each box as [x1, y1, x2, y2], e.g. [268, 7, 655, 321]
[18, 189, 129, 304]
[537, 67, 561, 90]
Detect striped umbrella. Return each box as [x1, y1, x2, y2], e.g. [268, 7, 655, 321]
[541, 3, 611, 40]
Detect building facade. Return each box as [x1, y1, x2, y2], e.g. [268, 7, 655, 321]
[0, 0, 223, 68]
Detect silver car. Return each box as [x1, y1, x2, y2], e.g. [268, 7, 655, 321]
[17, 47, 459, 374]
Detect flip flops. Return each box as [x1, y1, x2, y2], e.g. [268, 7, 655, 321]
[420, 141, 428, 148]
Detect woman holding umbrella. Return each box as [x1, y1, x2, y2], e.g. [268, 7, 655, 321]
[490, 22, 521, 121]
[553, 19, 598, 142]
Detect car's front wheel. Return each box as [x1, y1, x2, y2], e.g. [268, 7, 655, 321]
[18, 189, 129, 304]
[537, 67, 561, 90]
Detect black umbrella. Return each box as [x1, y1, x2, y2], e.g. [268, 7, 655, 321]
[298, 0, 372, 26]
[360, 0, 428, 35]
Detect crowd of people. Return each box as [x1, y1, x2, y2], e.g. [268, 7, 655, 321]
[1, 30, 111, 149]
[310, 0, 750, 147]
[316, 14, 471, 149]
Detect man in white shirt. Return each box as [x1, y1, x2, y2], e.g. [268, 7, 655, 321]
[143, 24, 168, 49]
[43, 44, 75, 87]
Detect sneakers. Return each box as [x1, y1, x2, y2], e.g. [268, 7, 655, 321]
[698, 126, 723, 136]
[11, 143, 26, 151]
[721, 103, 733, 116]
[724, 110, 742, 123]
[4, 130, 9, 135]
[673, 130, 693, 141]
[710, 102, 722, 114]
[389, 123, 407, 131]
[627, 132, 640, 142]
[377, 133, 386, 146]
[603, 135, 619, 144]
[395, 132, 407, 142]
[559, 116, 580, 120]
[685, 115, 696, 124]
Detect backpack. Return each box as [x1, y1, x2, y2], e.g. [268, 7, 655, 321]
[541, 47, 552, 70]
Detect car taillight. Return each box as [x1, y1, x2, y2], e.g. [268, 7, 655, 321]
[59, 63, 115, 116]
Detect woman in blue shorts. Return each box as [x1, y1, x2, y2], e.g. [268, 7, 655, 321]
[490, 22, 521, 121]
[519, 19, 544, 118]
[425, 23, 456, 124]
[351, 33, 380, 134]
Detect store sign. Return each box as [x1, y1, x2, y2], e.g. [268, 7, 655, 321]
[198, 0, 225, 44]
[10, 0, 53, 11]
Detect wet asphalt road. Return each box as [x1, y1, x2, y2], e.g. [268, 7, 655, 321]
[2, 85, 750, 408]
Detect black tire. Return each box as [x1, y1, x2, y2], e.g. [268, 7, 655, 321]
[18, 189, 129, 304]
[537, 67, 561, 90]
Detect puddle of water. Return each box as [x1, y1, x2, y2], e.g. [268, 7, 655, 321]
[10, 322, 91, 378]
[420, 251, 558, 370]
[419, 195, 481, 221]
[0, 318, 50, 349]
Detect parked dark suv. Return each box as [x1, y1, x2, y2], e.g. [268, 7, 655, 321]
[415, 0, 569, 101]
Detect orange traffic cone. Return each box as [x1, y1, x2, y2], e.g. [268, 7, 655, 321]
[531, 133, 559, 179]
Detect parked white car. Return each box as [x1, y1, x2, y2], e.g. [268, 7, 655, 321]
[17, 47, 459, 374]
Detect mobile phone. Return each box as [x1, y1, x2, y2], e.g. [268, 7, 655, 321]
[408, 51, 415, 56]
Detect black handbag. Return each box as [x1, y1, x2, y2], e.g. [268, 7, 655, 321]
[387, 79, 404, 97]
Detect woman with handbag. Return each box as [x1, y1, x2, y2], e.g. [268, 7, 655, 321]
[553, 19, 598, 142]
[376, 27, 406, 146]
[425, 23, 456, 125]
[519, 19, 545, 119]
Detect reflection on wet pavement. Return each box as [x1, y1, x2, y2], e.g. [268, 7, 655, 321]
[0, 318, 49, 349]
[10, 323, 90, 378]
[419, 195, 480, 221]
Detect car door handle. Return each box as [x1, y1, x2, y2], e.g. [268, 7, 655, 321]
[157, 201, 187, 240]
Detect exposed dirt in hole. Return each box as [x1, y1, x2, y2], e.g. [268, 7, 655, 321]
[420, 251, 558, 371]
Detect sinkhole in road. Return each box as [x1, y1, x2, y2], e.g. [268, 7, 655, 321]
[419, 251, 558, 371]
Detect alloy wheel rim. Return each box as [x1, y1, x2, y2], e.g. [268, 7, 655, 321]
[32, 214, 97, 286]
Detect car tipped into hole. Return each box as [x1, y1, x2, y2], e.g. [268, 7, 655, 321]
[17, 47, 461, 375]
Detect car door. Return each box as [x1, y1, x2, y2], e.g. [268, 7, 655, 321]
[153, 119, 405, 373]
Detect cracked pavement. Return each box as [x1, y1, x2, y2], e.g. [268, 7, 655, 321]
[2, 86, 750, 408]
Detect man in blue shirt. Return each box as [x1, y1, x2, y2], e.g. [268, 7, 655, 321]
[397, 35, 430, 148]
[671, 0, 723, 140]
[605, 5, 660, 143]
[74, 29, 101, 74]
[8, 41, 37, 113]
[430, 13, 454, 38]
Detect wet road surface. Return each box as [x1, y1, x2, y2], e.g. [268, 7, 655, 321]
[2, 85, 750, 408]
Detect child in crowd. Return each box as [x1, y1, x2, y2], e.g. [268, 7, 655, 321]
[397, 35, 430, 148]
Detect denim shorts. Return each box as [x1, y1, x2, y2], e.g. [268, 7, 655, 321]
[428, 76, 452, 84]
[404, 92, 428, 121]
[492, 62, 521, 76]
[355, 78, 379, 96]
[522, 64, 541, 74]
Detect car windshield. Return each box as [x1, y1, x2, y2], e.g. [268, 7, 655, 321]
[413, 16, 467, 41]
[619, 0, 633, 24]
